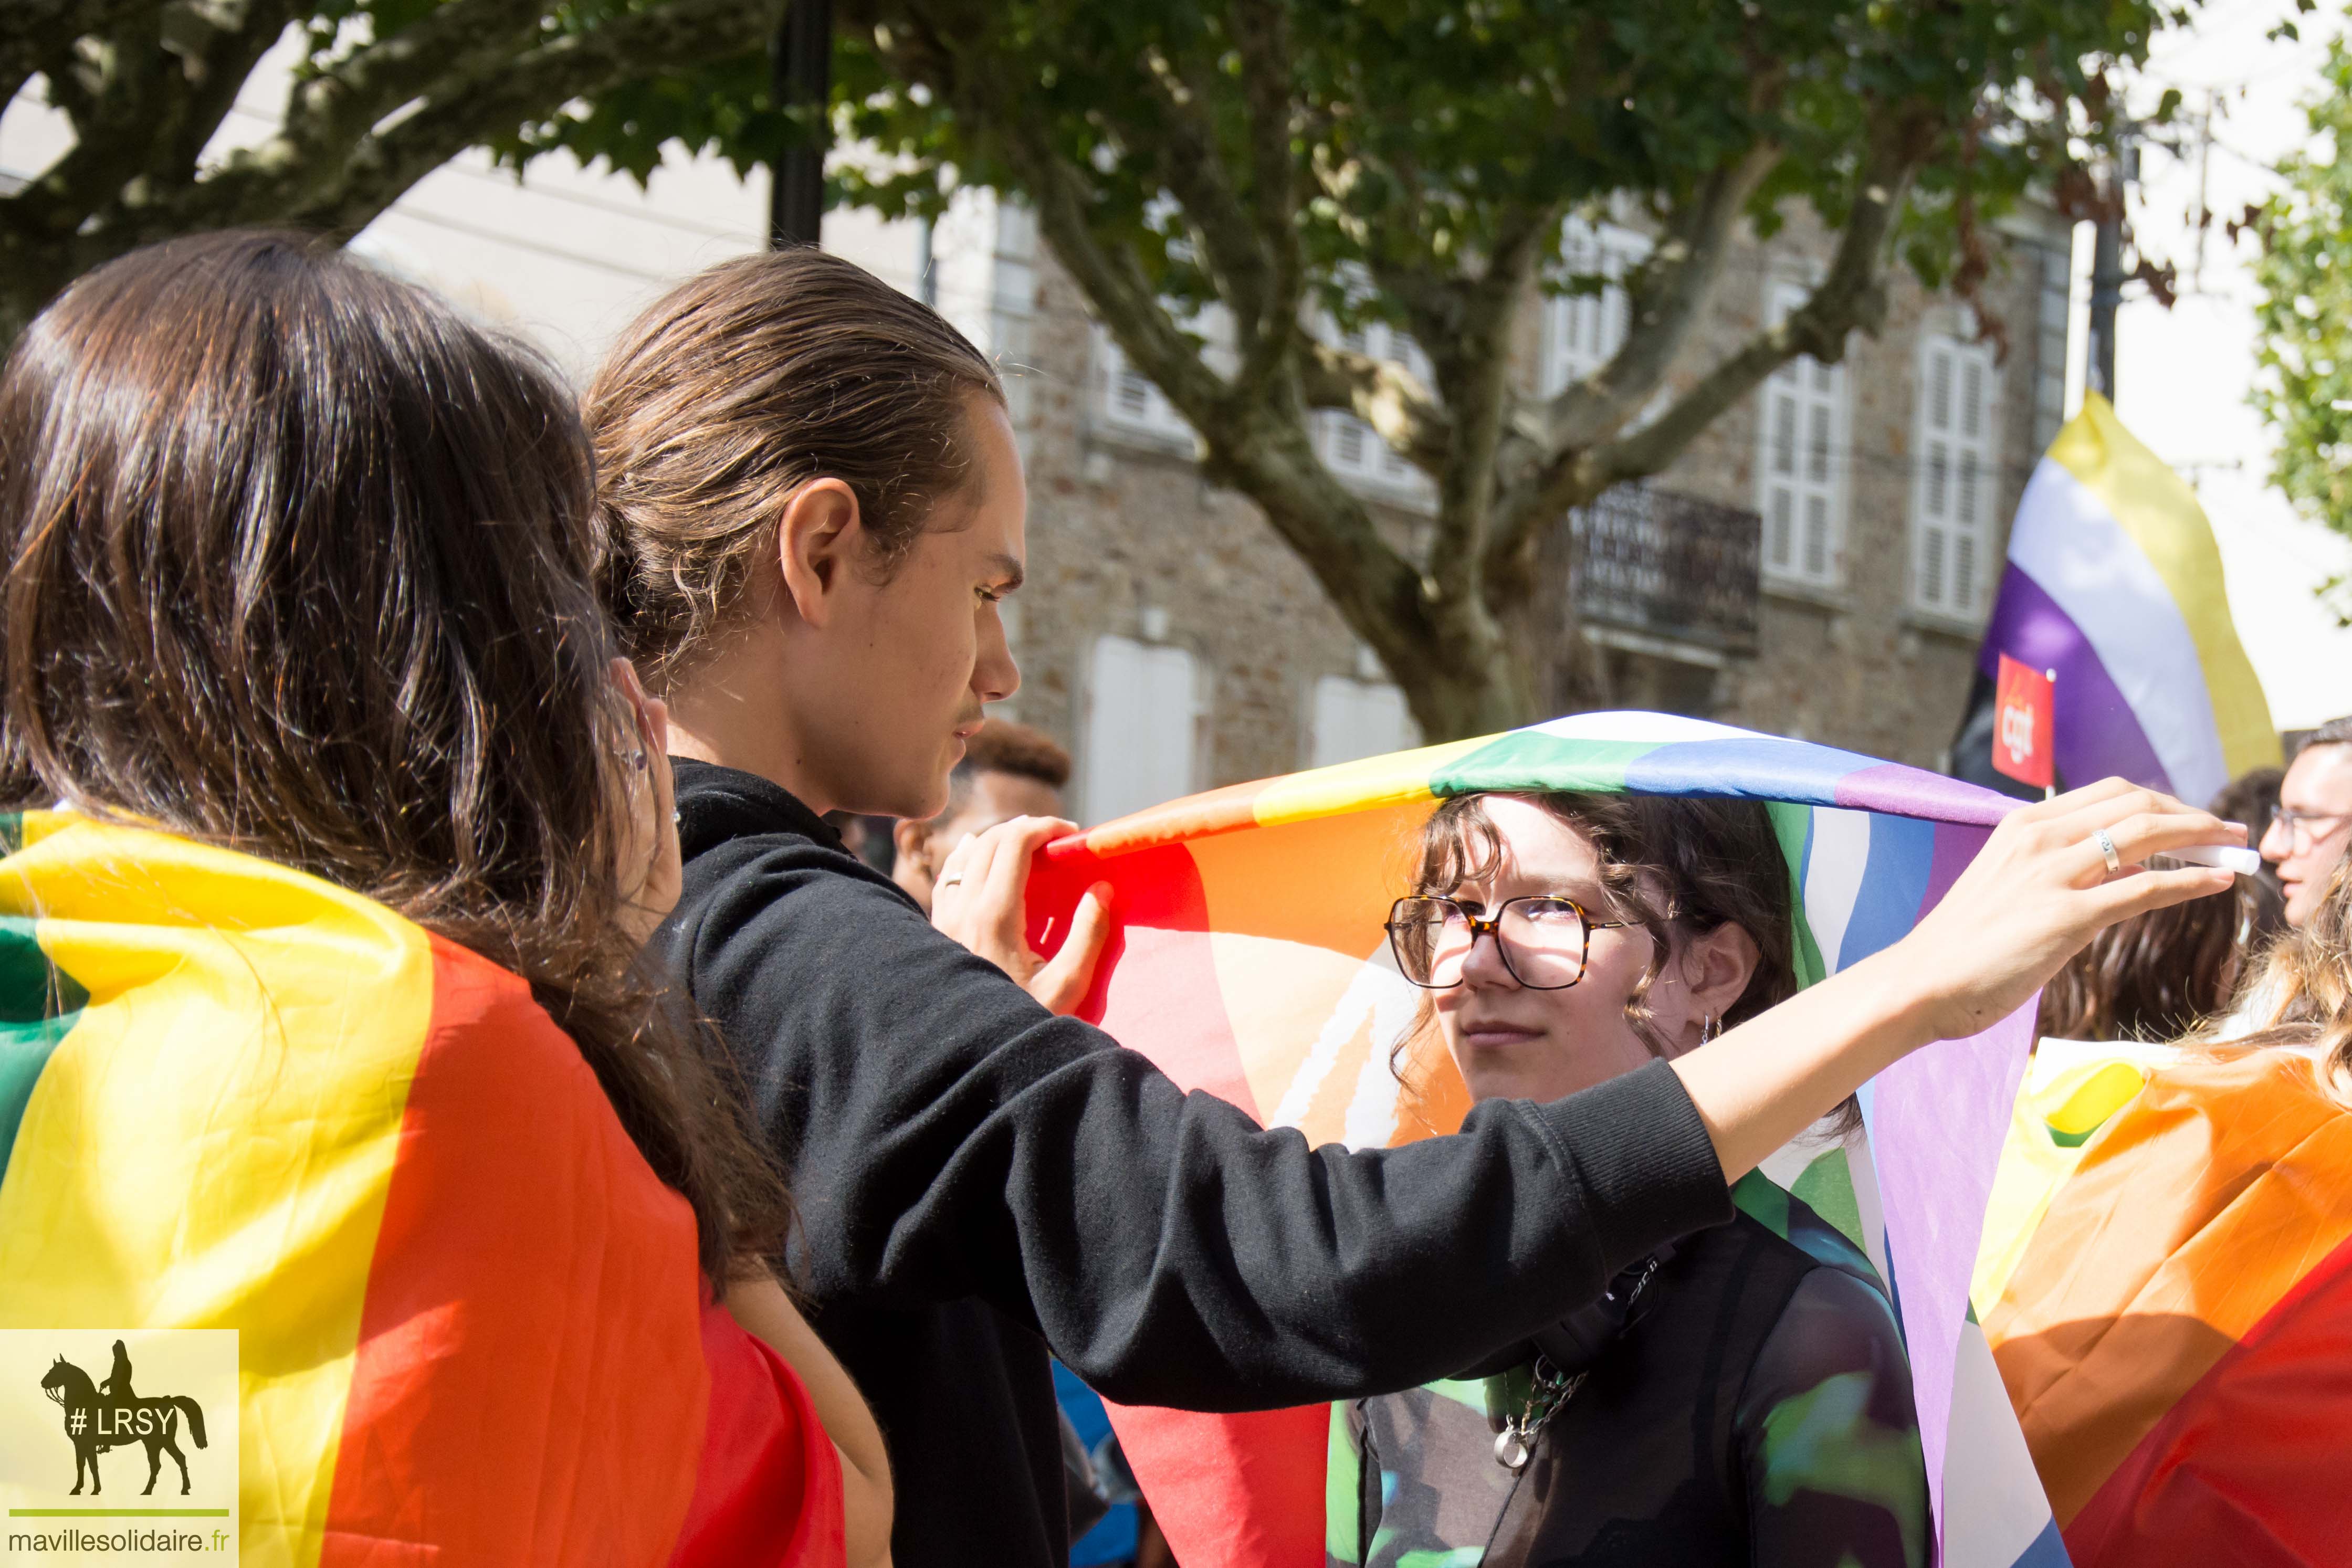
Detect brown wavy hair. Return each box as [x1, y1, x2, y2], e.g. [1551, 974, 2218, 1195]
[2199, 854, 2352, 1095]
[2034, 878, 2279, 1044]
[1400, 791, 1860, 1135]
[586, 246, 1004, 689]
[0, 230, 786, 1282]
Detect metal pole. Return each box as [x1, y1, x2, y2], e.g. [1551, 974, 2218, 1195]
[769, 0, 833, 249]
[2086, 141, 2135, 402]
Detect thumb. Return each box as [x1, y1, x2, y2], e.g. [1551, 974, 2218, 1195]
[1030, 882, 1115, 1017]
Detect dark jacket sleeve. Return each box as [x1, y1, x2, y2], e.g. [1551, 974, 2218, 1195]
[677, 841, 1731, 1412]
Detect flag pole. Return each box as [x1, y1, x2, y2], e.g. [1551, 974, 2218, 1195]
[2044, 667, 2058, 802]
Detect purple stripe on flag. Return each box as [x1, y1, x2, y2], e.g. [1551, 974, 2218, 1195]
[1979, 564, 2174, 794]
[1835, 764, 2015, 828]
[1920, 823, 1992, 918]
[1870, 1002, 2039, 1558]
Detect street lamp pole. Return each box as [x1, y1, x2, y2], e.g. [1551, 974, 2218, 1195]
[769, 0, 833, 248]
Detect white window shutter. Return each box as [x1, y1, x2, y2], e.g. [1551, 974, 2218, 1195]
[1308, 676, 1421, 769]
[1909, 332, 2000, 617]
[1754, 280, 1847, 588]
[1081, 635, 1198, 825]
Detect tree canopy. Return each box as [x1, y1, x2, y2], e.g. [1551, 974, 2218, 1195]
[566, 0, 2194, 738]
[2252, 19, 2352, 622]
[0, 0, 780, 342]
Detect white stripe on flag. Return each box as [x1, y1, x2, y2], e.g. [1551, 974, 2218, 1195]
[2007, 457, 2228, 803]
[1801, 807, 1873, 977]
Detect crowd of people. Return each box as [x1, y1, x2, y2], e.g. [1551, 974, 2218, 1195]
[0, 228, 2335, 1568]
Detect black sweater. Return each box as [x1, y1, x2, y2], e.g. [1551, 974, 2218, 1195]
[665, 760, 1734, 1568]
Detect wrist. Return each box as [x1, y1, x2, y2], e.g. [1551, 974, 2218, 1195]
[1836, 946, 1947, 1062]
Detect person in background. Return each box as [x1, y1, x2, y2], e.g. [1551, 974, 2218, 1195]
[2038, 770, 2289, 1045]
[587, 245, 2238, 1568]
[2261, 719, 2352, 928]
[0, 231, 887, 1566]
[892, 718, 1072, 913]
[1336, 792, 1924, 1568]
[2212, 764, 2286, 904]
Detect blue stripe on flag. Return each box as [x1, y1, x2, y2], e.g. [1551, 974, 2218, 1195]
[1836, 813, 1938, 972]
[2012, 1518, 2073, 1568]
[1620, 737, 1885, 803]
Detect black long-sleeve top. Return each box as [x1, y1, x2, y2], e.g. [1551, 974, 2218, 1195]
[664, 760, 1734, 1568]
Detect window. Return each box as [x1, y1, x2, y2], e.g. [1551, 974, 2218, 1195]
[1081, 635, 1199, 825]
[1308, 676, 1421, 769]
[1540, 218, 1652, 395]
[1909, 331, 2002, 618]
[1754, 279, 1849, 587]
[1315, 317, 1435, 500]
[1095, 327, 1194, 444]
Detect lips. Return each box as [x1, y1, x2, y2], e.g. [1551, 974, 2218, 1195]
[1458, 1023, 1542, 1050]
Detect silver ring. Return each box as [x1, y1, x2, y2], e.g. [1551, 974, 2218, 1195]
[938, 875, 964, 889]
[2093, 828, 2122, 874]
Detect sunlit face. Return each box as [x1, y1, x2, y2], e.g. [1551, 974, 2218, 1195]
[810, 394, 1026, 819]
[1426, 797, 1755, 1105]
[2261, 743, 2352, 929]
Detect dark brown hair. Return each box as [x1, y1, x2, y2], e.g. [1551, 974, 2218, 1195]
[954, 718, 1073, 795]
[587, 246, 1005, 688]
[0, 230, 786, 1281]
[1403, 791, 1859, 1135]
[2035, 878, 2278, 1044]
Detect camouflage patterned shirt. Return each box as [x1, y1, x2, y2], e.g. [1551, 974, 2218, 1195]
[1328, 1172, 1928, 1568]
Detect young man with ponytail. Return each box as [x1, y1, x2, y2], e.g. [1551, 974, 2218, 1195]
[589, 247, 2239, 1568]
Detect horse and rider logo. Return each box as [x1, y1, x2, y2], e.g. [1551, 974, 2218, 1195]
[37, 1340, 209, 1496]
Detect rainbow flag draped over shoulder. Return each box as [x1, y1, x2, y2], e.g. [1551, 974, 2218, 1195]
[1024, 712, 2065, 1568]
[1975, 393, 2276, 802]
[0, 812, 838, 1567]
[1973, 1039, 2352, 1566]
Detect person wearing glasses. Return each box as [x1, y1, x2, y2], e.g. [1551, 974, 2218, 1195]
[1340, 791, 1925, 1568]
[2261, 718, 2352, 930]
[589, 247, 2237, 1568]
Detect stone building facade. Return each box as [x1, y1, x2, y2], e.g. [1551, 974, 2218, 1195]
[902, 198, 2076, 824]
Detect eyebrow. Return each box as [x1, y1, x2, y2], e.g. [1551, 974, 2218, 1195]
[985, 553, 1026, 591]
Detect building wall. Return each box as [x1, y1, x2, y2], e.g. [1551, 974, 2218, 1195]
[995, 203, 2076, 813]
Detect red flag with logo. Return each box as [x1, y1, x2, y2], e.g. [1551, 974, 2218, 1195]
[1992, 653, 2055, 790]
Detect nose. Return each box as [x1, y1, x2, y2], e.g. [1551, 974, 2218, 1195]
[1458, 923, 1519, 988]
[975, 605, 1020, 704]
[2260, 815, 2291, 865]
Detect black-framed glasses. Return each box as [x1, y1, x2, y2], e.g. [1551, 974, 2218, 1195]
[1385, 895, 1640, 991]
[2273, 807, 2352, 850]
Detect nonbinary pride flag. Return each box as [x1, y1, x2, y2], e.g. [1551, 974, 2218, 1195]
[1969, 393, 2275, 802]
[1024, 712, 2067, 1568]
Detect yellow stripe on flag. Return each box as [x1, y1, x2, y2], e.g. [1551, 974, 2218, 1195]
[2048, 395, 2278, 778]
[0, 816, 433, 1568]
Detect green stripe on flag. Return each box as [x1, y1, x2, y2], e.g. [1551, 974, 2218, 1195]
[0, 914, 85, 1178]
[1428, 735, 1653, 798]
[1767, 801, 1828, 989]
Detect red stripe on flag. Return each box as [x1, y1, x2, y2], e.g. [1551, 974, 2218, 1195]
[320, 936, 710, 1565]
[2063, 1231, 2352, 1567]
[1103, 1402, 1331, 1568]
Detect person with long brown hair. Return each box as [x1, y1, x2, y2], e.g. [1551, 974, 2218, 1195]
[0, 231, 887, 1565]
[1339, 792, 1921, 1567]
[588, 245, 2238, 1568]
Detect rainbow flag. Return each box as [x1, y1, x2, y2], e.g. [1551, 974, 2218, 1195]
[1973, 1039, 2352, 1565]
[1973, 393, 2275, 802]
[1025, 712, 2064, 1568]
[0, 812, 837, 1566]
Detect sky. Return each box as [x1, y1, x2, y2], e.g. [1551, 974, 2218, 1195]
[2116, 0, 2352, 730]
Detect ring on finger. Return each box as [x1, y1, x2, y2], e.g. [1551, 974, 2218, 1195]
[939, 874, 965, 889]
[2092, 828, 2122, 875]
